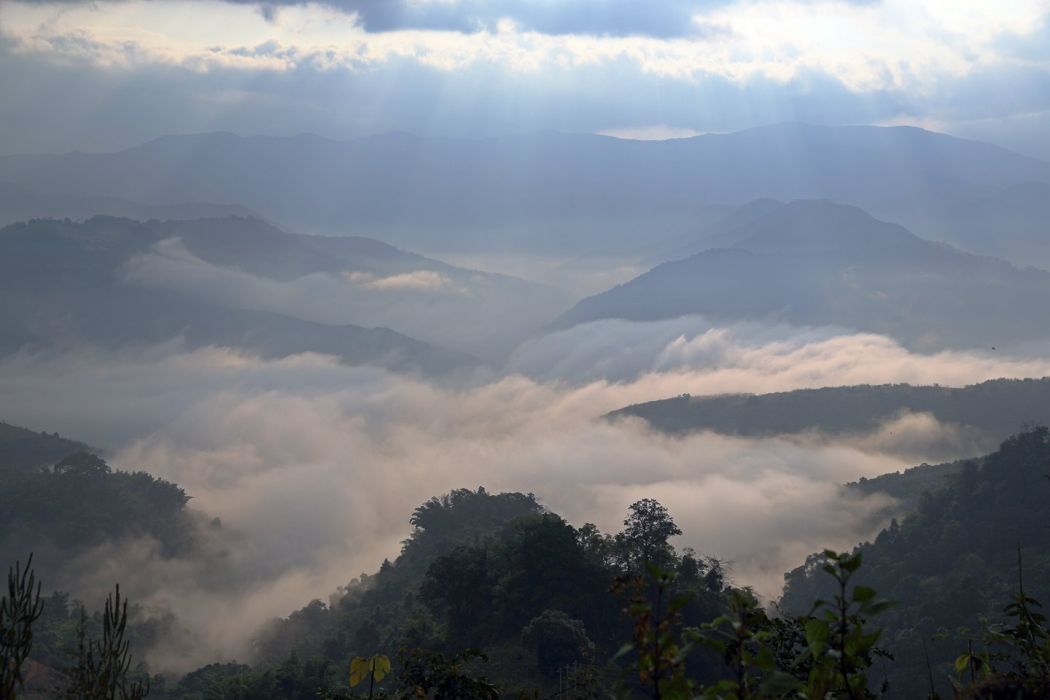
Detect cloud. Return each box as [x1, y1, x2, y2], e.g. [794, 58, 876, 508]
[3, 319, 1050, 668]
[298, 0, 715, 38]
[595, 124, 705, 140]
[344, 269, 468, 294]
[509, 316, 1050, 385]
[0, 0, 731, 39]
[3, 0, 1047, 89]
[2, 3, 1049, 159]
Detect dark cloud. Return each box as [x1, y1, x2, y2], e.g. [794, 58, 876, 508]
[328, 0, 706, 37]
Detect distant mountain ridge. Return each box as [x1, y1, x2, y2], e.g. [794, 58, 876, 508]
[2, 124, 1048, 258]
[0, 216, 483, 376]
[553, 199, 1050, 351]
[609, 377, 1050, 448]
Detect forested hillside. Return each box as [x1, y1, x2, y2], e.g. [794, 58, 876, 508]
[0, 451, 195, 572]
[188, 490, 732, 698]
[611, 377, 1050, 445]
[782, 427, 1050, 697]
[5, 431, 1050, 697]
[0, 421, 89, 477]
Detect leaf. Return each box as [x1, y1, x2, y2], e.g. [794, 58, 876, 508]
[841, 552, 862, 573]
[372, 655, 391, 682]
[761, 670, 803, 695]
[349, 656, 370, 687]
[806, 619, 828, 654]
[852, 586, 876, 603]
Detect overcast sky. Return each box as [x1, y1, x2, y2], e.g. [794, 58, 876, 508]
[1, 0, 1049, 157]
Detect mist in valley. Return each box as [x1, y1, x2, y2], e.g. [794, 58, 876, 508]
[3, 1, 1050, 696]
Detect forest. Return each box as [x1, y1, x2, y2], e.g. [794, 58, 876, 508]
[6, 1, 1050, 696]
[3, 427, 1050, 699]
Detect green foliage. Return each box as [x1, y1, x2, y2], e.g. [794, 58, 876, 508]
[0, 453, 192, 557]
[951, 547, 1050, 698]
[795, 551, 892, 700]
[696, 588, 803, 699]
[393, 648, 499, 700]
[521, 610, 594, 678]
[782, 427, 1050, 697]
[613, 565, 697, 700]
[65, 585, 150, 700]
[615, 499, 683, 573]
[615, 554, 891, 699]
[0, 554, 44, 698]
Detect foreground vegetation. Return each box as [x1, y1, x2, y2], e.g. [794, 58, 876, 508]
[4, 428, 1050, 698]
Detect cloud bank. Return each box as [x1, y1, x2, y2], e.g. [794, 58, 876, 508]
[4, 319, 1050, 669]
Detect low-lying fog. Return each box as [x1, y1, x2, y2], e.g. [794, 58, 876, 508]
[4, 317, 1050, 671]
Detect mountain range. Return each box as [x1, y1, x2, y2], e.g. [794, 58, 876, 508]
[552, 199, 1050, 351]
[0, 216, 494, 376]
[3, 124, 1048, 264]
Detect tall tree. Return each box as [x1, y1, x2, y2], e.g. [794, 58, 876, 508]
[617, 499, 682, 572]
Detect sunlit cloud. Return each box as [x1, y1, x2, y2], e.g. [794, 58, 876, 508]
[596, 124, 705, 140]
[2, 0, 1047, 91]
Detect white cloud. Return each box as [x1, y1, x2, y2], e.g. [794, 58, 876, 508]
[344, 269, 468, 293]
[509, 316, 1050, 386]
[596, 124, 705, 140]
[2, 0, 1047, 91]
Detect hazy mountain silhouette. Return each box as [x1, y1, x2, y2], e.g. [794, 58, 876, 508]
[552, 200, 1050, 350]
[0, 217, 482, 376]
[928, 181, 1050, 268]
[2, 124, 1047, 257]
[0, 180, 257, 226]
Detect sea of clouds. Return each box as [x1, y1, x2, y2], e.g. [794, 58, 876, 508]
[3, 317, 1050, 670]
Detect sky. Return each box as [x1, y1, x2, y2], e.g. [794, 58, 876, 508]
[1, 0, 1050, 157]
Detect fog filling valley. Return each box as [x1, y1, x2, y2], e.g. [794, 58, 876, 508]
[4, 316, 1050, 671]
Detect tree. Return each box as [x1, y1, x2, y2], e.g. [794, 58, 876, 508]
[420, 545, 493, 645]
[53, 452, 111, 477]
[521, 609, 594, 678]
[394, 648, 499, 700]
[0, 554, 44, 698]
[616, 499, 682, 572]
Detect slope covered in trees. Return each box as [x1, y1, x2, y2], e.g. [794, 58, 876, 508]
[0, 421, 89, 478]
[158, 489, 731, 698]
[782, 427, 1050, 697]
[6, 420, 1050, 698]
[0, 451, 195, 571]
[610, 377, 1050, 446]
